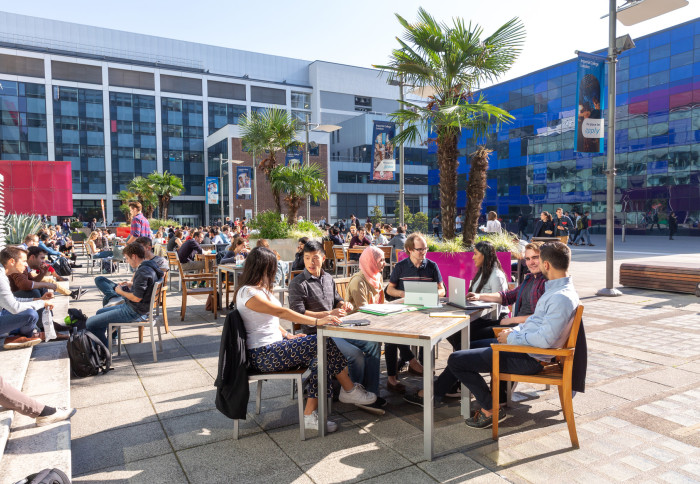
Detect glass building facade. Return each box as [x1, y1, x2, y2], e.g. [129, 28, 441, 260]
[208, 102, 245, 135]
[0, 81, 48, 161]
[161, 98, 204, 196]
[434, 18, 700, 232]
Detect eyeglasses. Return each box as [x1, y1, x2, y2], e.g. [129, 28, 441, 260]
[412, 247, 428, 252]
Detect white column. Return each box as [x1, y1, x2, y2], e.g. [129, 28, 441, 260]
[101, 65, 114, 222]
[203, 77, 210, 224]
[154, 72, 164, 174]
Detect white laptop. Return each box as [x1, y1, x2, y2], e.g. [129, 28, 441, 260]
[404, 281, 440, 307]
[447, 276, 493, 310]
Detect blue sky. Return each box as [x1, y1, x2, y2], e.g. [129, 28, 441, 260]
[3, 0, 697, 86]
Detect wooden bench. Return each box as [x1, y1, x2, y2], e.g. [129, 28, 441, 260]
[620, 263, 700, 295]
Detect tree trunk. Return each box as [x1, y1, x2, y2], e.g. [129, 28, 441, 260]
[286, 196, 302, 225]
[437, 128, 460, 239]
[273, 190, 282, 214]
[462, 146, 492, 247]
[162, 196, 170, 220]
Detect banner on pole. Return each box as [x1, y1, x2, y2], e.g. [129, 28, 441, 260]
[371, 121, 396, 181]
[100, 199, 107, 227]
[206, 177, 219, 204]
[285, 147, 303, 166]
[236, 167, 252, 199]
[574, 52, 606, 153]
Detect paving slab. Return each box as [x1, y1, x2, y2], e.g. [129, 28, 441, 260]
[70, 396, 158, 438]
[160, 407, 260, 451]
[148, 385, 217, 419]
[73, 453, 188, 483]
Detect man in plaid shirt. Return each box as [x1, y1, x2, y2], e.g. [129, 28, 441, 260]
[127, 202, 151, 243]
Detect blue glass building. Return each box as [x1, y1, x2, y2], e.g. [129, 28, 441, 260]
[433, 18, 700, 233]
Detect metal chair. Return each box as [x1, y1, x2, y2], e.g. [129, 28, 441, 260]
[109, 280, 164, 362]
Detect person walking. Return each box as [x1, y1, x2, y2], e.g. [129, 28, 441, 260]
[668, 211, 678, 240]
[432, 215, 441, 238]
[573, 211, 593, 246]
[517, 214, 528, 239]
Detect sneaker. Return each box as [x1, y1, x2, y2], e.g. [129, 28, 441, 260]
[339, 383, 377, 406]
[355, 396, 387, 415]
[71, 287, 88, 301]
[3, 335, 42, 350]
[465, 408, 507, 429]
[588, 244, 595, 246]
[403, 392, 424, 407]
[304, 410, 338, 433]
[35, 407, 77, 427]
[104, 296, 124, 307]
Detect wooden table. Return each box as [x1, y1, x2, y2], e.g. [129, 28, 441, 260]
[317, 303, 492, 461]
[195, 253, 217, 273]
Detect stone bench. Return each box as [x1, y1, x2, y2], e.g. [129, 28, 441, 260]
[620, 263, 700, 295]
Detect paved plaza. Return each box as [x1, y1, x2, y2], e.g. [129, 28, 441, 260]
[65, 233, 699, 483]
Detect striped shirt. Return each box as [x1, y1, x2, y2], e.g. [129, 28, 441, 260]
[498, 272, 547, 317]
[130, 213, 152, 239]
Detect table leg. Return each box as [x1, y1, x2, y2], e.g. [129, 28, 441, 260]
[423, 342, 434, 461]
[461, 323, 472, 418]
[317, 328, 327, 438]
[217, 269, 223, 307]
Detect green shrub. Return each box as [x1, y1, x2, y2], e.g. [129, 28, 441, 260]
[412, 212, 429, 234]
[70, 220, 84, 229]
[148, 218, 178, 230]
[4, 213, 43, 245]
[370, 205, 383, 225]
[474, 231, 519, 256]
[291, 221, 323, 237]
[249, 211, 290, 239]
[423, 232, 517, 255]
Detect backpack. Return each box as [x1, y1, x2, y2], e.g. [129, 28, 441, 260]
[52, 257, 72, 277]
[576, 217, 583, 230]
[16, 467, 71, 484]
[67, 329, 112, 378]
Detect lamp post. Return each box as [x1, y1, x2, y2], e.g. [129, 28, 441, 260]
[215, 154, 244, 225]
[596, 0, 687, 297]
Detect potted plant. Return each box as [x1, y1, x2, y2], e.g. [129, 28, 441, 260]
[248, 211, 324, 260]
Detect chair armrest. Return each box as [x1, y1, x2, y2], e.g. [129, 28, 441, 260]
[181, 274, 218, 281]
[492, 327, 508, 337]
[490, 343, 575, 357]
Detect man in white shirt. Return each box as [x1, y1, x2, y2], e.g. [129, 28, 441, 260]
[371, 228, 388, 246]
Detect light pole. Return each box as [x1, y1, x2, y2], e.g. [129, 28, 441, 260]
[252, 151, 258, 218]
[596, 0, 687, 297]
[215, 154, 244, 225]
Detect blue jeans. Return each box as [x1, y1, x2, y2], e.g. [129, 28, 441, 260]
[86, 303, 146, 346]
[0, 308, 39, 337]
[95, 276, 119, 306]
[333, 337, 381, 394]
[574, 229, 591, 245]
[447, 338, 543, 411]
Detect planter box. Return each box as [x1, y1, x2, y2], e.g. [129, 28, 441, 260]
[249, 237, 322, 261]
[398, 251, 512, 292]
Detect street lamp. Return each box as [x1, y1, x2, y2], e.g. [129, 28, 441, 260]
[596, 0, 687, 297]
[214, 154, 244, 225]
[298, 113, 340, 222]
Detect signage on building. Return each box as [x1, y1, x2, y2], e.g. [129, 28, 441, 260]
[236, 167, 252, 199]
[206, 176, 219, 204]
[370, 121, 396, 181]
[574, 52, 606, 153]
[0, 161, 73, 215]
[285, 147, 303, 166]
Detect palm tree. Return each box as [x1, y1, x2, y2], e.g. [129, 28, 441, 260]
[148, 171, 184, 220]
[462, 146, 492, 247]
[269, 163, 328, 224]
[127, 177, 157, 219]
[239, 108, 301, 213]
[375, 8, 525, 239]
[117, 189, 137, 222]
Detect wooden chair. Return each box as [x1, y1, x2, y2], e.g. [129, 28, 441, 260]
[166, 251, 182, 291]
[346, 246, 366, 276]
[323, 240, 334, 271]
[334, 276, 351, 301]
[109, 280, 164, 362]
[490, 305, 584, 447]
[378, 245, 392, 278]
[332, 246, 350, 277]
[176, 258, 218, 320]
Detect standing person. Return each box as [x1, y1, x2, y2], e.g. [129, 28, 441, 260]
[651, 211, 661, 232]
[88, 218, 97, 231]
[235, 247, 376, 432]
[485, 211, 502, 233]
[432, 214, 441, 238]
[532, 211, 555, 238]
[668, 211, 678, 240]
[553, 208, 573, 244]
[126, 202, 152, 243]
[517, 214, 529, 239]
[455, 213, 462, 234]
[573, 211, 594, 246]
[570, 212, 581, 245]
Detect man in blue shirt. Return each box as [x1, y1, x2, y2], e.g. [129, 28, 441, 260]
[448, 241, 579, 428]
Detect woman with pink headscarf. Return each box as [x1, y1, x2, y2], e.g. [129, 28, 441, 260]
[347, 246, 386, 309]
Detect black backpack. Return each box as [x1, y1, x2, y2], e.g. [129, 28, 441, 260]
[67, 329, 112, 378]
[15, 467, 70, 484]
[52, 257, 72, 277]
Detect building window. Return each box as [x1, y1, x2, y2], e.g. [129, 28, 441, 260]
[291, 92, 310, 110]
[0, 81, 48, 161]
[161, 97, 204, 196]
[354, 96, 371, 112]
[208, 102, 246, 134]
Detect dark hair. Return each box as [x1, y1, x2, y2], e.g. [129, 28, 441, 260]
[175, 230, 183, 239]
[469, 241, 503, 293]
[540, 242, 570, 271]
[397, 226, 406, 234]
[0, 247, 27, 266]
[541, 211, 552, 222]
[40, 233, 50, 242]
[332, 227, 339, 236]
[123, 243, 146, 259]
[27, 246, 47, 258]
[298, 237, 309, 244]
[233, 247, 278, 304]
[128, 201, 142, 211]
[192, 231, 202, 239]
[303, 240, 324, 254]
[135, 236, 153, 249]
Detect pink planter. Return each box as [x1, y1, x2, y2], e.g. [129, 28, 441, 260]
[397, 251, 512, 292]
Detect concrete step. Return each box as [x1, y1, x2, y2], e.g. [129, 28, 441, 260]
[0, 341, 72, 484]
[0, 345, 33, 470]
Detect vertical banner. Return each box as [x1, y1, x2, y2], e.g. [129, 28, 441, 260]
[236, 167, 252, 199]
[574, 52, 606, 153]
[100, 199, 107, 227]
[285, 147, 303, 166]
[371, 121, 396, 181]
[206, 177, 219, 204]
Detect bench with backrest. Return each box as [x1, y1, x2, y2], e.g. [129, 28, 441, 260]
[620, 263, 700, 295]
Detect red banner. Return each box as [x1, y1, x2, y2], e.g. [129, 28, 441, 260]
[0, 161, 73, 216]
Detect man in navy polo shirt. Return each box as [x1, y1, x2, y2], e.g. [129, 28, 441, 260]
[383, 233, 446, 393]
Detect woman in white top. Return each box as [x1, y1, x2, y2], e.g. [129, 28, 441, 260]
[485, 211, 502, 233]
[465, 240, 509, 338]
[235, 247, 377, 432]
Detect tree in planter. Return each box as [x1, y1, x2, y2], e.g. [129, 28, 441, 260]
[269, 164, 328, 225]
[412, 211, 429, 234]
[375, 8, 524, 239]
[148, 171, 184, 220]
[370, 205, 384, 226]
[127, 177, 157, 219]
[239, 109, 301, 214]
[462, 146, 492, 247]
[393, 203, 413, 228]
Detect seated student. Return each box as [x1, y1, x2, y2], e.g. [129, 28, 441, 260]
[177, 231, 206, 272]
[328, 227, 344, 246]
[167, 230, 184, 252]
[87, 230, 114, 271]
[236, 247, 376, 432]
[0, 247, 54, 350]
[255, 239, 286, 287]
[18, 234, 39, 251]
[386, 225, 407, 263]
[371, 228, 388, 246]
[348, 228, 371, 261]
[363, 223, 375, 243]
[290, 237, 309, 271]
[86, 243, 163, 346]
[38, 233, 73, 267]
[10, 247, 85, 300]
[345, 225, 357, 244]
[451, 242, 578, 428]
[403, 242, 547, 406]
[221, 237, 250, 265]
[384, 233, 445, 392]
[288, 241, 384, 414]
[0, 375, 76, 426]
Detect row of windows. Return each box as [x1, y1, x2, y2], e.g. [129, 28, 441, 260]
[337, 171, 428, 185]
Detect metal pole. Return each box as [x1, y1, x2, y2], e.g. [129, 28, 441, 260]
[219, 153, 225, 226]
[597, 0, 622, 297]
[253, 152, 258, 218]
[399, 76, 405, 227]
[305, 112, 311, 222]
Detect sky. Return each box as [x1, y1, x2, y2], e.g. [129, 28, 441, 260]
[3, 0, 698, 88]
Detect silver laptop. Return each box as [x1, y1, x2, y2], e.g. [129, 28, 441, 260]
[404, 281, 440, 307]
[447, 276, 493, 310]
